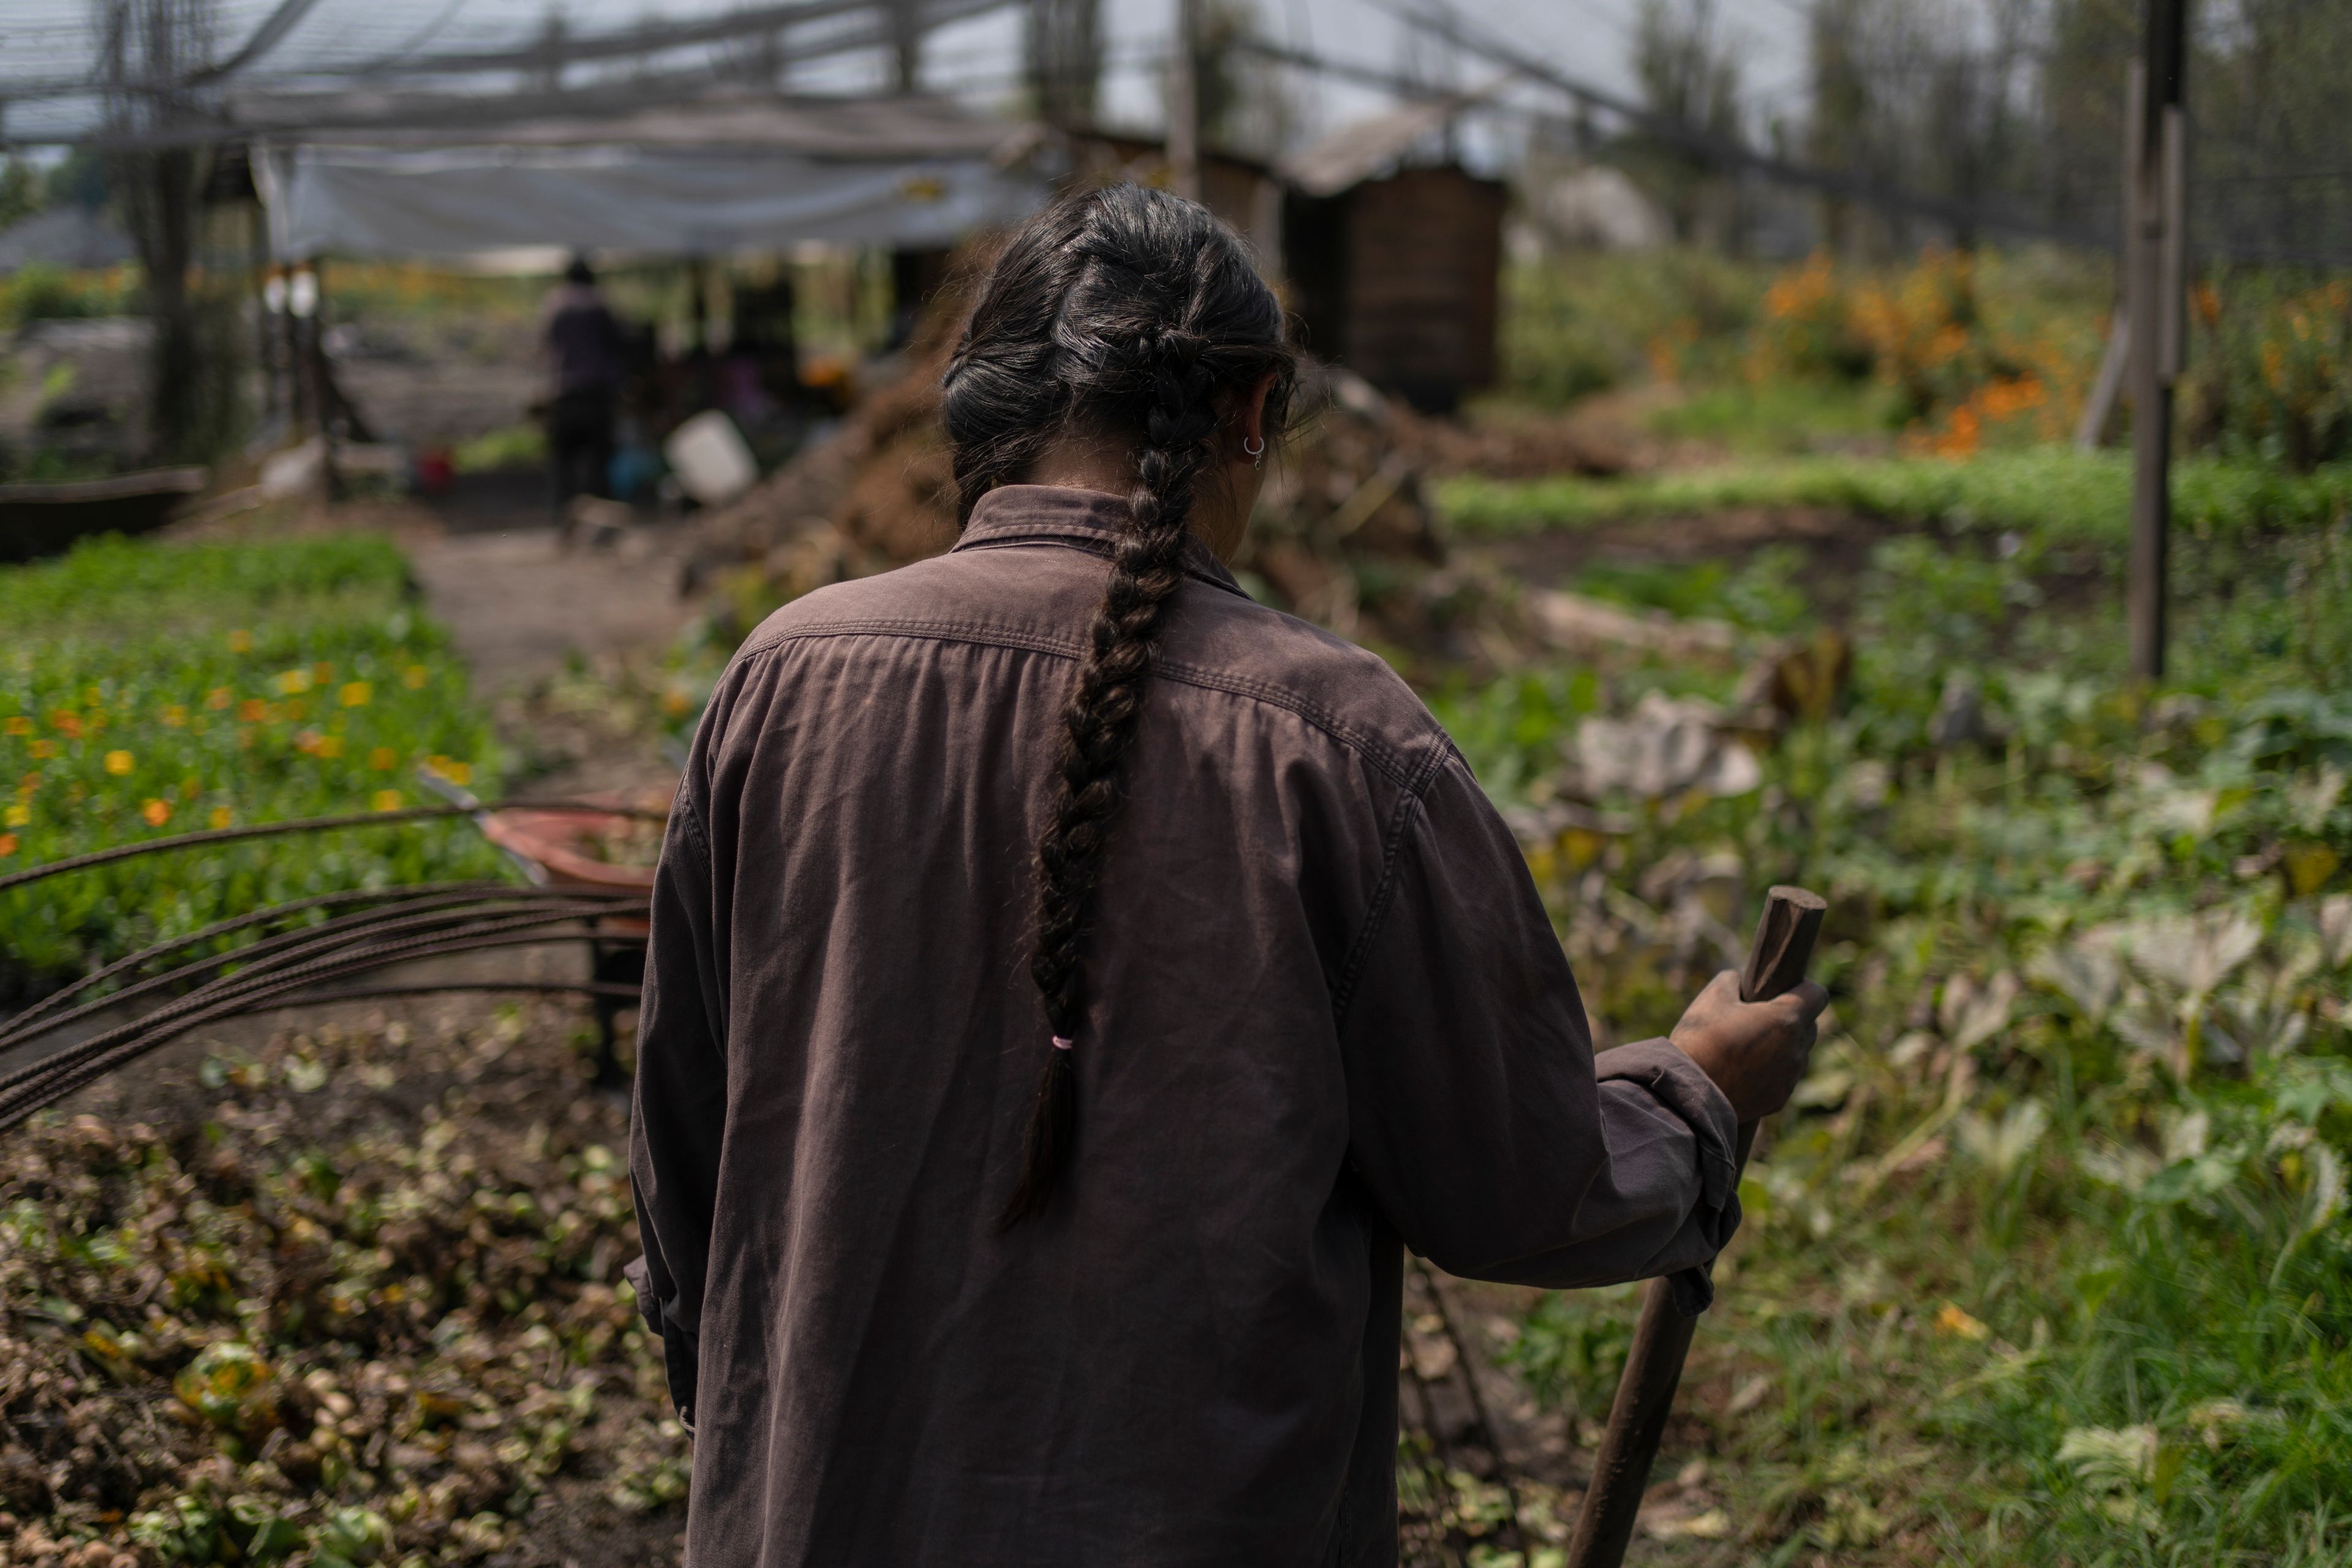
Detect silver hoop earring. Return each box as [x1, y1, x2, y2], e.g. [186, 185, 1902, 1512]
[1243, 435, 1265, 469]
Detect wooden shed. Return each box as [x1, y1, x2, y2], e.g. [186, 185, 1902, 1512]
[1279, 101, 1506, 413]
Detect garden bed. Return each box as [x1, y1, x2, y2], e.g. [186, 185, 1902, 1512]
[0, 999, 687, 1566]
[0, 532, 507, 1005]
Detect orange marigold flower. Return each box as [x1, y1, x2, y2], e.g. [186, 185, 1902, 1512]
[239, 699, 271, 723]
[141, 799, 172, 827]
[369, 747, 399, 771]
[2, 716, 29, 737]
[206, 687, 234, 710]
[51, 711, 82, 739]
[29, 740, 56, 760]
[0, 834, 16, 858]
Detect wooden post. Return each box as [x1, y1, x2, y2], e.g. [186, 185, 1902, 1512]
[1167, 0, 1202, 202]
[2126, 0, 2188, 682]
[889, 0, 924, 92]
[287, 261, 318, 438]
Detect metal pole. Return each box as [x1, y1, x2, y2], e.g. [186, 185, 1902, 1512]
[2127, 0, 2188, 682]
[1167, 0, 1202, 202]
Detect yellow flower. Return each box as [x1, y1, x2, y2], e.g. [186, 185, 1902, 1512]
[312, 662, 335, 684]
[104, 750, 135, 776]
[227, 629, 254, 653]
[274, 668, 312, 696]
[3, 804, 27, 827]
[369, 747, 398, 771]
[340, 681, 372, 708]
[1935, 1303, 1991, 1341]
[2, 716, 29, 737]
[402, 665, 429, 690]
[141, 799, 172, 827]
[162, 704, 189, 728]
[440, 760, 470, 787]
[315, 736, 345, 760]
[206, 687, 233, 710]
[371, 789, 404, 812]
[209, 806, 233, 829]
[30, 740, 57, 760]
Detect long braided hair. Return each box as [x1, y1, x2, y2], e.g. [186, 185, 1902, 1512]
[941, 184, 1296, 1227]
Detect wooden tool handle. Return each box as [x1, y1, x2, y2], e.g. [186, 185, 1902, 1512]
[1738, 884, 1827, 1005]
[1562, 885, 1827, 1568]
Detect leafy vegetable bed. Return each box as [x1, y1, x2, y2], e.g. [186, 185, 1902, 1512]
[1418, 448, 2352, 1561]
[0, 533, 505, 999]
[0, 1003, 687, 1564]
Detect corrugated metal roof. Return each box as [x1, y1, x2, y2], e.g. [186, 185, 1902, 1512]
[1276, 75, 1511, 198]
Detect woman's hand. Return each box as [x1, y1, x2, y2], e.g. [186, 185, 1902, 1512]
[1668, 970, 1829, 1123]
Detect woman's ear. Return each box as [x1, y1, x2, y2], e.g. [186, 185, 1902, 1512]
[1238, 371, 1279, 450]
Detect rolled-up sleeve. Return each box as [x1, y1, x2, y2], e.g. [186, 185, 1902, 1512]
[1337, 753, 1740, 1292]
[627, 782, 729, 1430]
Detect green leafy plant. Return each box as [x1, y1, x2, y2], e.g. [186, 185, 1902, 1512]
[0, 532, 507, 993]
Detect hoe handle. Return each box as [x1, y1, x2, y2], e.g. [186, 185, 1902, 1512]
[1562, 885, 1827, 1568]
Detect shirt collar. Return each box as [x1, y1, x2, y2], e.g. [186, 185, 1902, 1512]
[952, 484, 1250, 600]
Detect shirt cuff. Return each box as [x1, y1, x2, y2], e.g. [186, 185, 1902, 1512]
[1594, 1038, 1744, 1311]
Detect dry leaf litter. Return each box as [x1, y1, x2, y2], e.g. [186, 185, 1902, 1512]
[0, 1005, 687, 1566]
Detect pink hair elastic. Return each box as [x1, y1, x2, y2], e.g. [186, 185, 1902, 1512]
[1051, 1035, 1074, 1051]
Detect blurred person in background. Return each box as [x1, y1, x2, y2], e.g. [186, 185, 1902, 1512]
[543, 253, 627, 524]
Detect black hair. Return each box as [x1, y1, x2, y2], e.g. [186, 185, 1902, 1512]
[941, 183, 1295, 1227]
[565, 254, 596, 286]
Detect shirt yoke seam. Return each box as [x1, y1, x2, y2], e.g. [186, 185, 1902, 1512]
[735, 617, 1439, 790]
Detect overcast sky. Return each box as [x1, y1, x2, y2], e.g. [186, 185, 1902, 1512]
[0, 0, 1812, 151]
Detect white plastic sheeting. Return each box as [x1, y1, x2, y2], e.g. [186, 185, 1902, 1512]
[257, 141, 1043, 260]
[251, 97, 1050, 261]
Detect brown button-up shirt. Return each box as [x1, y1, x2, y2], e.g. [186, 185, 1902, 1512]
[628, 485, 1740, 1567]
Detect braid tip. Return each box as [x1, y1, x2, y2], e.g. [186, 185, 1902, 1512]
[998, 1040, 1077, 1231]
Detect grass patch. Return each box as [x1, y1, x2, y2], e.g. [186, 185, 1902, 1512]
[1437, 447, 2352, 549]
[1646, 377, 1907, 454]
[0, 532, 506, 993]
[453, 421, 547, 474]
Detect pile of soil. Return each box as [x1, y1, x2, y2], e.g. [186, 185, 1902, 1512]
[0, 1005, 685, 1566]
[684, 252, 1629, 658]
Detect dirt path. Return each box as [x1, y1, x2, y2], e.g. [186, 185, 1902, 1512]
[404, 477, 702, 698]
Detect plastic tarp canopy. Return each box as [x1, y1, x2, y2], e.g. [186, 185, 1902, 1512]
[253, 97, 1049, 260]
